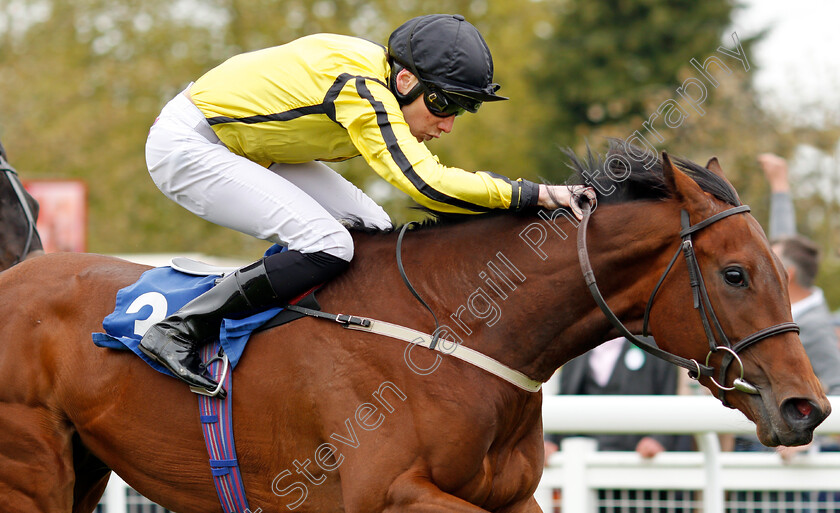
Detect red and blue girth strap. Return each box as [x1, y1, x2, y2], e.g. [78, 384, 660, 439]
[198, 342, 252, 513]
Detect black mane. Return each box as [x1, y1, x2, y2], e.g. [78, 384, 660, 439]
[358, 140, 741, 233]
[567, 139, 741, 207]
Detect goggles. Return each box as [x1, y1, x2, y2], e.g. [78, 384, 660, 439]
[423, 87, 481, 118]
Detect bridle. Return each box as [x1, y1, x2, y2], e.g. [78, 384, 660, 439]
[577, 200, 799, 403]
[0, 160, 40, 267]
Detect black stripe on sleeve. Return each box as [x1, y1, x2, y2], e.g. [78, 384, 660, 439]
[206, 74, 361, 127]
[511, 180, 522, 209]
[206, 104, 327, 125]
[322, 74, 353, 125]
[354, 77, 489, 213]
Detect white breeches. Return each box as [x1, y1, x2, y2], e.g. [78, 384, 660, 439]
[145, 89, 392, 261]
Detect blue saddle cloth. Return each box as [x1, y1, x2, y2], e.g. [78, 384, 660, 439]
[92, 251, 284, 376]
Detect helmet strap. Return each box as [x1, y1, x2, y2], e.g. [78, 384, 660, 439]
[389, 17, 429, 107]
[389, 61, 424, 107]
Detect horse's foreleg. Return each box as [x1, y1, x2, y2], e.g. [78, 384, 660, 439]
[498, 497, 544, 513]
[72, 433, 111, 513]
[0, 404, 75, 512]
[379, 471, 541, 513]
[381, 476, 491, 513]
[72, 472, 110, 513]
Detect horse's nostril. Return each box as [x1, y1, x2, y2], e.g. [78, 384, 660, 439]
[782, 398, 821, 428]
[795, 400, 813, 418]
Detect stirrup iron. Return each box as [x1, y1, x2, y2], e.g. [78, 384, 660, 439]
[190, 350, 229, 398]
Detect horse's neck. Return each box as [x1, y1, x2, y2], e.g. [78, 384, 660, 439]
[336, 206, 676, 384]
[524, 203, 678, 378]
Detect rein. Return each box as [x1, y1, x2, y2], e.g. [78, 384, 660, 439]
[286, 221, 544, 392]
[577, 201, 799, 403]
[0, 154, 39, 266]
[292, 202, 797, 397]
[396, 222, 442, 350]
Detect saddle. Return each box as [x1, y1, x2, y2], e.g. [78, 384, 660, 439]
[92, 250, 318, 375]
[170, 256, 321, 331]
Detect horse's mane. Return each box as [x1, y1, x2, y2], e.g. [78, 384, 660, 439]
[351, 140, 741, 233]
[567, 139, 741, 207]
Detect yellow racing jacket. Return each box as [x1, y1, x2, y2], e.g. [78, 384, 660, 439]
[189, 33, 538, 214]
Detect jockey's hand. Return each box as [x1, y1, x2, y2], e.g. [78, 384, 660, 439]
[538, 184, 597, 219]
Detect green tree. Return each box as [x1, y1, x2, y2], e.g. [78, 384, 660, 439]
[0, 0, 240, 254]
[532, 0, 749, 179]
[0, 0, 554, 257]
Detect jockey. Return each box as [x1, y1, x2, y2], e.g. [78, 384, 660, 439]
[141, 13, 592, 396]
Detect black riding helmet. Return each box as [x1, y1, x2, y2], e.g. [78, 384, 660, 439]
[387, 14, 508, 117]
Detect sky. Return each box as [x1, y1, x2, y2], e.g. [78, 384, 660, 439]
[732, 0, 840, 197]
[732, 0, 840, 125]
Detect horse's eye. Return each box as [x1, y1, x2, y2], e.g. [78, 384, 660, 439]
[723, 267, 748, 287]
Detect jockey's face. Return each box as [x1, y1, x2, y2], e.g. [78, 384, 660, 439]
[395, 69, 456, 143]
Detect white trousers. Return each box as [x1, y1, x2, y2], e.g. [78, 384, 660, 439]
[145, 90, 392, 261]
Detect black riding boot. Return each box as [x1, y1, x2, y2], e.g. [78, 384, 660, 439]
[139, 251, 349, 397]
[139, 259, 277, 397]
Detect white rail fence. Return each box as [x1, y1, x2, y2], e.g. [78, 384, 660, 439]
[538, 395, 840, 513]
[98, 395, 840, 512]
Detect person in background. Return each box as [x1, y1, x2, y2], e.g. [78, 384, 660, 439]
[834, 311, 840, 347]
[826, 313, 840, 453]
[733, 154, 840, 458]
[543, 337, 693, 513]
[549, 337, 692, 456]
[758, 153, 840, 395]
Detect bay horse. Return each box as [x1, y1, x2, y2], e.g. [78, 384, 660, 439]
[0, 144, 830, 513]
[0, 140, 44, 269]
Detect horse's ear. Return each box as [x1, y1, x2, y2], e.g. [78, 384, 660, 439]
[662, 151, 714, 214]
[662, 151, 678, 193]
[705, 156, 742, 203]
[705, 157, 725, 178]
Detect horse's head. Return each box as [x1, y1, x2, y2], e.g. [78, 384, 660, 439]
[646, 152, 830, 446]
[0, 161, 44, 271]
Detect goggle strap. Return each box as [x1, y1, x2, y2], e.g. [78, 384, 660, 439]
[402, 82, 424, 105]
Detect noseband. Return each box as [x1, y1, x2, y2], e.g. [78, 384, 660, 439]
[577, 201, 799, 403]
[0, 162, 39, 267]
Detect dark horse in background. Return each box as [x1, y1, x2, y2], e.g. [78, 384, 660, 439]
[0, 139, 44, 269]
[0, 143, 830, 512]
